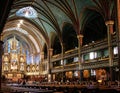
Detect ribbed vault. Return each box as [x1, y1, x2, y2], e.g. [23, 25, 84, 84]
[2, 0, 116, 56]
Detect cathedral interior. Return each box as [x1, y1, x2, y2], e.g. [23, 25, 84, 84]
[0, 0, 120, 85]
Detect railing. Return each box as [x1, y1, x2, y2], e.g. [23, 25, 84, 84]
[50, 35, 118, 72]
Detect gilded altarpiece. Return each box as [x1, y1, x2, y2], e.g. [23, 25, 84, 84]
[2, 37, 26, 81]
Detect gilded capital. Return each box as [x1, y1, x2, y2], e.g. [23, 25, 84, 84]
[0, 34, 3, 41]
[49, 48, 53, 51]
[105, 20, 114, 25]
[40, 52, 44, 55]
[77, 34, 83, 45]
[49, 48, 53, 56]
[77, 34, 84, 39]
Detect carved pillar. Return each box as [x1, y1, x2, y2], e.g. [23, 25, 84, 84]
[40, 52, 44, 73]
[105, 20, 114, 81]
[77, 34, 83, 69]
[0, 35, 3, 90]
[61, 43, 65, 82]
[48, 48, 53, 82]
[48, 48, 53, 73]
[77, 34, 83, 81]
[40, 52, 44, 62]
[116, 0, 120, 81]
[61, 43, 65, 65]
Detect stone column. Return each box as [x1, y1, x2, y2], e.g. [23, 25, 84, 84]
[40, 52, 44, 73]
[116, 0, 120, 81]
[40, 52, 44, 62]
[77, 34, 83, 81]
[77, 34, 83, 69]
[61, 43, 65, 82]
[105, 20, 114, 81]
[48, 48, 53, 73]
[48, 48, 53, 82]
[0, 35, 3, 90]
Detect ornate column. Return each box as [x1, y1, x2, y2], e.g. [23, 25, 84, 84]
[105, 20, 114, 81]
[77, 34, 83, 81]
[77, 34, 83, 69]
[116, 0, 120, 81]
[48, 48, 53, 82]
[40, 52, 44, 62]
[0, 35, 3, 90]
[40, 52, 44, 73]
[61, 43, 65, 82]
[48, 48, 53, 73]
[39, 52, 43, 74]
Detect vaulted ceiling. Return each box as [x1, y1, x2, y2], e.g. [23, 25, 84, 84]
[0, 0, 116, 55]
